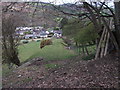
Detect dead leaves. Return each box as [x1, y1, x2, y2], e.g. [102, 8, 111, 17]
[2, 54, 119, 88]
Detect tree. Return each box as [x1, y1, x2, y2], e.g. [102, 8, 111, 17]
[61, 17, 84, 37]
[74, 23, 98, 55]
[2, 15, 21, 67]
[53, 1, 120, 58]
[114, 1, 120, 49]
[75, 23, 98, 44]
[59, 17, 68, 29]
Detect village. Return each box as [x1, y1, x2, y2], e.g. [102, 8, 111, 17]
[2, 1, 120, 89]
[15, 26, 62, 40]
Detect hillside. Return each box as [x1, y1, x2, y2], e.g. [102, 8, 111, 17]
[2, 52, 119, 88]
[2, 2, 81, 28]
[2, 2, 119, 89]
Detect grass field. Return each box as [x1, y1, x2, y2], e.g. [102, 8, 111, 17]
[18, 38, 77, 63]
[3, 38, 77, 76]
[3, 38, 96, 76]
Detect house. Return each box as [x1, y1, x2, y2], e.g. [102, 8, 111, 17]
[23, 30, 49, 39]
[39, 31, 49, 38]
[15, 26, 58, 39]
[24, 34, 34, 39]
[40, 33, 48, 38]
[53, 30, 62, 38]
[16, 30, 26, 35]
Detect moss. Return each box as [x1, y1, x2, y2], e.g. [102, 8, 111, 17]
[45, 64, 59, 69]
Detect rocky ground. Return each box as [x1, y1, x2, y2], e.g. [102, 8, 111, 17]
[2, 52, 119, 89]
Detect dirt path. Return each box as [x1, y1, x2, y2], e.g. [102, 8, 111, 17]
[2, 53, 119, 88]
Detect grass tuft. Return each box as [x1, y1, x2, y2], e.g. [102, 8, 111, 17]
[45, 64, 60, 69]
[82, 53, 95, 60]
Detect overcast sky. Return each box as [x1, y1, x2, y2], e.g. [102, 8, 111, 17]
[40, 0, 78, 5]
[37, 0, 114, 6]
[22, 0, 79, 5]
[1, 0, 115, 6]
[28, 0, 114, 6]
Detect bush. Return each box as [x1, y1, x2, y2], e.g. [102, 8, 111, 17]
[36, 40, 40, 42]
[24, 31, 32, 35]
[22, 40, 29, 44]
[40, 39, 52, 48]
[54, 27, 60, 30]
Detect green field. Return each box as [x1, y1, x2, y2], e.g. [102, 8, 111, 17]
[3, 38, 96, 76]
[3, 38, 77, 76]
[18, 38, 77, 63]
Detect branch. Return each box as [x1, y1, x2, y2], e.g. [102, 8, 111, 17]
[83, 2, 100, 31]
[2, 2, 17, 12]
[100, 2, 115, 16]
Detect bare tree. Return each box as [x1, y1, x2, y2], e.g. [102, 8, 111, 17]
[114, 1, 120, 49]
[2, 14, 21, 67]
[2, 2, 30, 67]
[49, 1, 120, 58]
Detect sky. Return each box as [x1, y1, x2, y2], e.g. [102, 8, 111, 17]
[1, 0, 115, 6]
[40, 0, 78, 5]
[38, 0, 114, 6]
[1, 0, 78, 4]
[26, 0, 114, 6]
[24, 0, 78, 5]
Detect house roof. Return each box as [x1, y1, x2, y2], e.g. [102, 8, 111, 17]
[25, 34, 33, 37]
[54, 30, 62, 34]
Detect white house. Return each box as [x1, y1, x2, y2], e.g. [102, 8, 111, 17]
[24, 34, 34, 39]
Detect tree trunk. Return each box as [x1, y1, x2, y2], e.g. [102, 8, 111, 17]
[82, 45, 85, 55]
[100, 28, 108, 58]
[78, 44, 80, 55]
[85, 46, 89, 55]
[95, 28, 106, 59]
[114, 2, 120, 49]
[104, 32, 110, 56]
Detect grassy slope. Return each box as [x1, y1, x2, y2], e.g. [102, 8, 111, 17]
[18, 39, 77, 63]
[75, 45, 96, 54]
[3, 39, 77, 76]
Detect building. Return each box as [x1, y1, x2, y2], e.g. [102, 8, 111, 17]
[15, 26, 63, 39]
[53, 30, 62, 38]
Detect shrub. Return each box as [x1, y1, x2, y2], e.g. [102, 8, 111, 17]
[24, 31, 32, 35]
[54, 27, 60, 30]
[40, 39, 52, 48]
[22, 40, 29, 44]
[36, 40, 40, 42]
